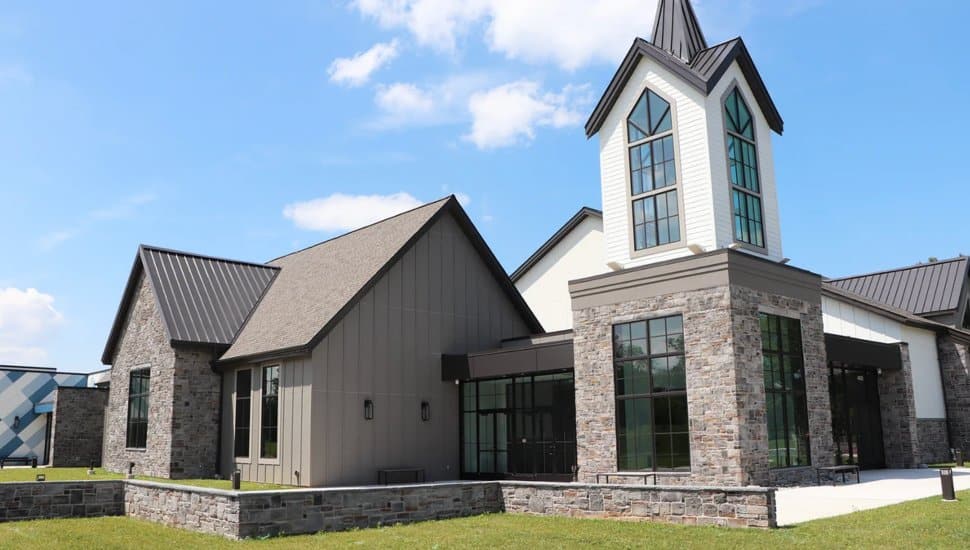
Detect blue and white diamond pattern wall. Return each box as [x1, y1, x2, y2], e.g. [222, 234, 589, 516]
[0, 368, 89, 461]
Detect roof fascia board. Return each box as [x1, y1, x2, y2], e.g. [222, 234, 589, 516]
[821, 286, 950, 335]
[140, 244, 279, 271]
[137, 245, 177, 344]
[510, 207, 602, 283]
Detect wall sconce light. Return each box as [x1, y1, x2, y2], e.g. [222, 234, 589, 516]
[421, 401, 431, 422]
[364, 399, 374, 420]
[12, 416, 20, 430]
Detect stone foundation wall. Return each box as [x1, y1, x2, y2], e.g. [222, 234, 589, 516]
[0, 481, 124, 523]
[879, 344, 921, 468]
[50, 387, 108, 467]
[938, 336, 970, 454]
[917, 419, 950, 465]
[500, 482, 775, 529]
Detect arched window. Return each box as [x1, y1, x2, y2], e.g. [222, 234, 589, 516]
[628, 89, 680, 251]
[725, 88, 765, 248]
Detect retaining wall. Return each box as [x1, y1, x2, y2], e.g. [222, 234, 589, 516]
[0, 479, 776, 537]
[0, 480, 124, 522]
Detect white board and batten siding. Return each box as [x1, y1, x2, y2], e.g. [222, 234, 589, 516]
[515, 216, 608, 331]
[822, 295, 947, 419]
[598, 57, 783, 270]
[223, 213, 531, 487]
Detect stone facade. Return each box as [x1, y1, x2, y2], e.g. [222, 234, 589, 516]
[501, 482, 775, 529]
[878, 343, 921, 469]
[572, 274, 833, 488]
[917, 419, 950, 465]
[0, 481, 124, 523]
[938, 335, 970, 454]
[102, 274, 220, 479]
[50, 387, 108, 467]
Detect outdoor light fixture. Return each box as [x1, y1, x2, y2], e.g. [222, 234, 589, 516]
[364, 399, 374, 420]
[421, 401, 431, 422]
[36, 474, 45, 482]
[12, 416, 19, 430]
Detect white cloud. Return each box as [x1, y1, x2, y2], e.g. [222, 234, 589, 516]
[283, 192, 425, 232]
[350, 0, 657, 70]
[464, 81, 589, 149]
[375, 83, 435, 121]
[0, 287, 64, 365]
[328, 39, 400, 87]
[38, 192, 157, 250]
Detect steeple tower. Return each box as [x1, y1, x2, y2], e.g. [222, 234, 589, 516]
[651, 0, 708, 62]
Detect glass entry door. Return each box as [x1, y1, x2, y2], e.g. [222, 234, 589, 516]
[829, 366, 886, 469]
[461, 372, 576, 480]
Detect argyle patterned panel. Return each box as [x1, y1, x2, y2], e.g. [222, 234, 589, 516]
[0, 370, 89, 460]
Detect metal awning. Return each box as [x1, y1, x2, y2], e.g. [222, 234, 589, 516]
[442, 339, 574, 381]
[825, 334, 903, 371]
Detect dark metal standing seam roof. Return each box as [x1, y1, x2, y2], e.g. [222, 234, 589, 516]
[827, 257, 969, 316]
[651, 0, 708, 63]
[101, 246, 279, 364]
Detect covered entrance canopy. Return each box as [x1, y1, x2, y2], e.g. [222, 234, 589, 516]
[443, 333, 577, 481]
[825, 334, 905, 470]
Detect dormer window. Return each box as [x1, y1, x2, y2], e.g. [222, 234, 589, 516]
[628, 89, 680, 251]
[725, 88, 765, 248]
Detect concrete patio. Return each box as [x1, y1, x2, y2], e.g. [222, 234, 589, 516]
[776, 467, 970, 526]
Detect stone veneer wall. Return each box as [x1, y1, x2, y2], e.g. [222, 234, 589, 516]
[917, 419, 950, 465]
[102, 274, 220, 479]
[103, 274, 176, 478]
[879, 343, 921, 469]
[501, 482, 775, 528]
[572, 282, 833, 488]
[125, 481, 240, 537]
[50, 387, 108, 467]
[0, 481, 124, 522]
[169, 348, 220, 479]
[938, 335, 970, 454]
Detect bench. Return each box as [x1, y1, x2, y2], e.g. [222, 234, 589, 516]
[816, 465, 860, 485]
[377, 468, 426, 485]
[0, 457, 37, 469]
[595, 472, 658, 485]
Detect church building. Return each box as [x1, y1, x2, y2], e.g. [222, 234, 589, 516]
[99, 0, 970, 488]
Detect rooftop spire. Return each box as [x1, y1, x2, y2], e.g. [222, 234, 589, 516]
[650, 0, 708, 63]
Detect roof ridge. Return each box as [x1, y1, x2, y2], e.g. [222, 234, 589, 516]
[267, 195, 454, 264]
[140, 244, 278, 270]
[827, 256, 968, 282]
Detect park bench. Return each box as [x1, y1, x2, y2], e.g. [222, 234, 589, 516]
[816, 465, 860, 485]
[0, 457, 37, 469]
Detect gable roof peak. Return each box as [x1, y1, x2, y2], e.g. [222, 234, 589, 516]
[651, 0, 708, 63]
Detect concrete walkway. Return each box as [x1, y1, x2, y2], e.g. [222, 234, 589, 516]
[775, 467, 970, 526]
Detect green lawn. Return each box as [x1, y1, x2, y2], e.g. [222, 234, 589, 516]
[0, 490, 968, 549]
[0, 468, 288, 491]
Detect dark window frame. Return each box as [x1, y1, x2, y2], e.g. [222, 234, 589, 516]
[260, 365, 280, 460]
[234, 369, 253, 459]
[626, 88, 682, 252]
[126, 368, 150, 449]
[724, 87, 766, 249]
[761, 313, 812, 469]
[612, 315, 691, 472]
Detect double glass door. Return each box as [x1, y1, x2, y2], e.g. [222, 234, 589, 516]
[829, 366, 886, 469]
[461, 372, 577, 480]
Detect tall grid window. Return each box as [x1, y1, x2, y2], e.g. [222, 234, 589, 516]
[725, 88, 765, 248]
[628, 89, 680, 251]
[761, 313, 811, 468]
[234, 369, 252, 458]
[613, 316, 690, 471]
[126, 369, 150, 449]
[260, 366, 280, 459]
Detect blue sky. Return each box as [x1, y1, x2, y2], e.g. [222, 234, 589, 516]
[1, 1, 968, 372]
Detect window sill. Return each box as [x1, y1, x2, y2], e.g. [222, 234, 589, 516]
[232, 457, 252, 465]
[124, 448, 147, 453]
[257, 458, 280, 466]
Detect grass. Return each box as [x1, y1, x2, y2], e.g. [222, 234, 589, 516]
[0, 467, 288, 491]
[0, 490, 968, 549]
